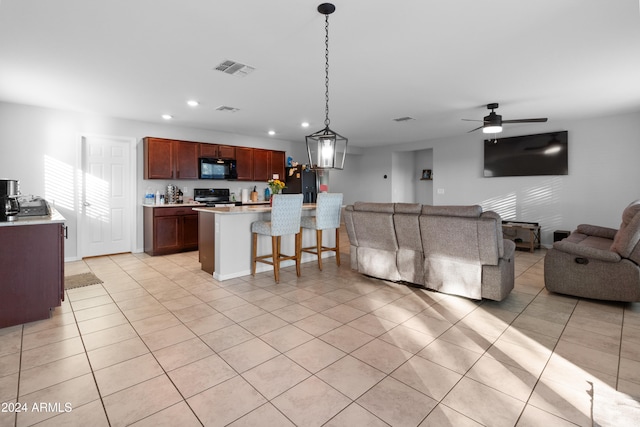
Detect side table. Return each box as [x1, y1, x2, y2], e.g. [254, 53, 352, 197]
[502, 222, 541, 253]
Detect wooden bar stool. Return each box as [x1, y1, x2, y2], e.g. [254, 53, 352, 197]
[251, 194, 304, 283]
[301, 193, 343, 270]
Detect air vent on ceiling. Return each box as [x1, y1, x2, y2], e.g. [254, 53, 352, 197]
[215, 60, 255, 77]
[393, 116, 416, 122]
[215, 105, 240, 113]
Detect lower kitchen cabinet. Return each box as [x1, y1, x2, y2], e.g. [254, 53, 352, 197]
[144, 206, 198, 255]
[0, 221, 65, 328]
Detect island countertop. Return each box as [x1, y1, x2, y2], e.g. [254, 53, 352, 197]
[193, 203, 317, 215]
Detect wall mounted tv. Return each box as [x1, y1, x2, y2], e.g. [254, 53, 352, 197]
[483, 131, 568, 177]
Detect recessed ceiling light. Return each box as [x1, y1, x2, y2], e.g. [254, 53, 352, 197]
[268, 130, 276, 136]
[301, 122, 310, 128]
[187, 100, 199, 107]
[162, 114, 173, 120]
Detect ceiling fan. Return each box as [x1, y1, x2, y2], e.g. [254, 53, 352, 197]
[463, 103, 548, 134]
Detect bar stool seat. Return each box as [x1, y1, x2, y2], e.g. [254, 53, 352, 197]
[301, 193, 343, 270]
[251, 194, 304, 283]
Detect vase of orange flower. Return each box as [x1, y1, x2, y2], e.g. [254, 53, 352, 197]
[267, 179, 286, 206]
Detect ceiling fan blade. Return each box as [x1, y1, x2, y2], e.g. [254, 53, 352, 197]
[461, 119, 483, 122]
[502, 118, 548, 123]
[467, 125, 485, 133]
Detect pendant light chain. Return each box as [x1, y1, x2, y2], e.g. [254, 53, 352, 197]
[324, 14, 330, 128]
[306, 3, 347, 171]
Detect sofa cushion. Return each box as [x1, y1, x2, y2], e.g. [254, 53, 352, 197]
[394, 213, 422, 252]
[420, 215, 484, 299]
[621, 200, 640, 226]
[353, 202, 394, 213]
[611, 200, 640, 257]
[480, 211, 504, 257]
[352, 211, 398, 252]
[576, 224, 617, 239]
[421, 205, 482, 218]
[394, 203, 422, 214]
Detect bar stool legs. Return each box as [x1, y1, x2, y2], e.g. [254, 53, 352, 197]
[250, 193, 304, 284]
[252, 230, 302, 283]
[302, 227, 340, 271]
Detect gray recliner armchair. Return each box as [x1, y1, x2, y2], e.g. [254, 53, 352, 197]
[544, 200, 640, 301]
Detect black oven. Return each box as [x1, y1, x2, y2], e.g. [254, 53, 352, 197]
[199, 158, 237, 180]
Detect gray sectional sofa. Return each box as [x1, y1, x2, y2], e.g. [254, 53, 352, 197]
[544, 200, 640, 301]
[343, 202, 516, 301]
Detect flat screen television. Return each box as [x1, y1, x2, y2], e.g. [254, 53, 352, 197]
[483, 131, 568, 177]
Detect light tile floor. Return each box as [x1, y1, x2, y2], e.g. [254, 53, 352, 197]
[2, 228, 640, 426]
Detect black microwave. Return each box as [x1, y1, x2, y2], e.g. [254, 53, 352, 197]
[199, 158, 237, 180]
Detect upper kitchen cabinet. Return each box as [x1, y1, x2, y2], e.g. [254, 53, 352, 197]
[144, 137, 173, 179]
[199, 143, 236, 159]
[238, 148, 285, 182]
[235, 147, 254, 181]
[218, 145, 236, 159]
[271, 150, 285, 180]
[174, 141, 199, 179]
[252, 149, 271, 181]
[144, 137, 198, 179]
[144, 136, 285, 182]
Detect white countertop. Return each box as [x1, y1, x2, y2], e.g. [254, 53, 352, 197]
[0, 208, 66, 227]
[143, 201, 271, 209]
[194, 203, 317, 215]
[143, 202, 202, 208]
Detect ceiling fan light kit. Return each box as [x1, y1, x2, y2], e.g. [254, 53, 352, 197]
[306, 3, 348, 171]
[465, 103, 548, 134]
[483, 125, 502, 134]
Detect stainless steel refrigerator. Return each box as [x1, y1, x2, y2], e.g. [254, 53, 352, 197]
[282, 166, 317, 203]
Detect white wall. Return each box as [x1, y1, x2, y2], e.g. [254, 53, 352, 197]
[328, 148, 393, 204]
[391, 151, 415, 203]
[331, 111, 640, 246]
[414, 148, 433, 205]
[0, 101, 308, 260]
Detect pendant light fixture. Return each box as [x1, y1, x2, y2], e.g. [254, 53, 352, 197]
[306, 3, 348, 170]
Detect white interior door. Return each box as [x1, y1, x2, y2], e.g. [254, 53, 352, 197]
[80, 135, 134, 257]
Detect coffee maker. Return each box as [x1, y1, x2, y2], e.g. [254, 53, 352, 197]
[0, 179, 21, 221]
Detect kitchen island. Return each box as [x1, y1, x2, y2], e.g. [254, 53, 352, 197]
[0, 209, 66, 327]
[194, 204, 335, 281]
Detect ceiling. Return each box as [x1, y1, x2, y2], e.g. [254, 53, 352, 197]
[1, 0, 639, 148]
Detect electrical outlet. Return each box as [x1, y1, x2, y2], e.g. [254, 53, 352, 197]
[437, 188, 445, 194]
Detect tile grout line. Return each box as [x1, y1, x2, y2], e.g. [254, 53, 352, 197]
[67, 281, 114, 427]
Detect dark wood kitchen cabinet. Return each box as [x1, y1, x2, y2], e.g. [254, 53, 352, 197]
[252, 148, 271, 181]
[200, 143, 236, 159]
[144, 136, 286, 182]
[174, 141, 199, 179]
[0, 221, 65, 328]
[144, 137, 199, 179]
[144, 206, 198, 255]
[271, 150, 286, 180]
[235, 147, 254, 180]
[234, 147, 285, 181]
